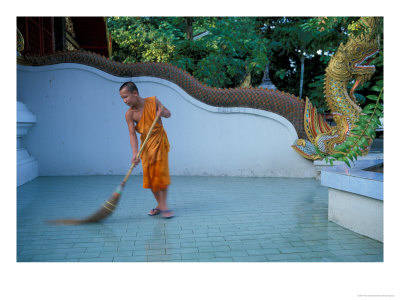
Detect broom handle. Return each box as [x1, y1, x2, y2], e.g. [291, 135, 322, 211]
[122, 115, 160, 184]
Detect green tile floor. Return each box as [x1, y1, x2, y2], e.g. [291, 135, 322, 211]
[17, 176, 383, 262]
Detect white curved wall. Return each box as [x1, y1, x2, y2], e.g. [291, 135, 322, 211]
[17, 63, 317, 177]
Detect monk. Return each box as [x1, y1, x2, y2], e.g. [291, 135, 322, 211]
[119, 81, 174, 218]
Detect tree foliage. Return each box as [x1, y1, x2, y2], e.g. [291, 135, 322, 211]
[108, 17, 268, 88]
[107, 17, 181, 63]
[107, 16, 383, 112]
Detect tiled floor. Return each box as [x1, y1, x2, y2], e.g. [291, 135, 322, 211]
[17, 175, 383, 262]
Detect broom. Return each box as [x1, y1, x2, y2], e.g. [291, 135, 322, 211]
[49, 115, 159, 225]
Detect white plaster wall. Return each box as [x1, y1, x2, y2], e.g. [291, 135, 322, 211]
[17, 63, 316, 177]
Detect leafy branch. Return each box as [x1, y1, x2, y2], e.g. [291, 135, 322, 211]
[316, 80, 383, 167]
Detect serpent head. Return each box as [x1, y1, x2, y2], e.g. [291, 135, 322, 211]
[347, 37, 379, 85]
[326, 17, 379, 84]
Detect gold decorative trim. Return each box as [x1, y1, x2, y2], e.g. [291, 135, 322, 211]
[17, 28, 24, 56]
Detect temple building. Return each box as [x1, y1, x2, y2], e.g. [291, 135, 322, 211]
[17, 17, 111, 57]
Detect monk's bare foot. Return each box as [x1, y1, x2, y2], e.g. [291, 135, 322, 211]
[148, 208, 161, 216]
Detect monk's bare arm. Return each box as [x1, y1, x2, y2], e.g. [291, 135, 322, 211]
[155, 97, 171, 118]
[125, 110, 140, 165]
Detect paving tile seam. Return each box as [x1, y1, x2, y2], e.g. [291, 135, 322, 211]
[17, 176, 383, 262]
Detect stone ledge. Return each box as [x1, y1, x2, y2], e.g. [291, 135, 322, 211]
[321, 159, 383, 200]
[314, 152, 383, 180]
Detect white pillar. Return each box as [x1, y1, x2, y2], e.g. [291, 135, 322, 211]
[17, 101, 39, 186]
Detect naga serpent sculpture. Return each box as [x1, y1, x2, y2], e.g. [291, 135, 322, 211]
[21, 17, 380, 161]
[292, 17, 380, 159]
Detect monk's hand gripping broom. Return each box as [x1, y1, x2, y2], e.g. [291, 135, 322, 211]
[49, 116, 159, 225]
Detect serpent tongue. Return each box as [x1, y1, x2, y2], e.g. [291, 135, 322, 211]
[363, 50, 379, 66]
[365, 55, 375, 65]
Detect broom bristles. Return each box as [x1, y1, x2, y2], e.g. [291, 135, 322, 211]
[47, 116, 159, 226]
[48, 184, 124, 225]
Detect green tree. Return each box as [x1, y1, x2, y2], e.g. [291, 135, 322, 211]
[107, 17, 183, 63]
[107, 16, 383, 112]
[107, 17, 268, 88]
[189, 17, 267, 87]
[259, 17, 346, 104]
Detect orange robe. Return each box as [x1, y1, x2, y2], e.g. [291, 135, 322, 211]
[136, 96, 171, 192]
